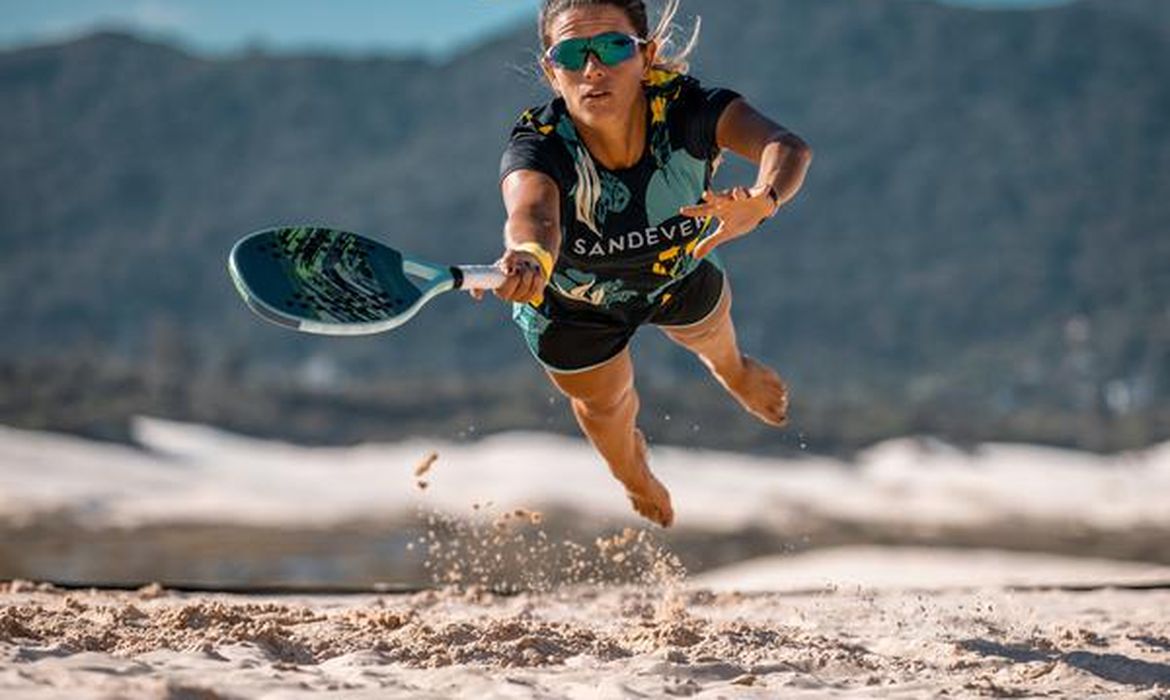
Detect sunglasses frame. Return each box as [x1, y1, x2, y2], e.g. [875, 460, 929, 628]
[543, 31, 648, 71]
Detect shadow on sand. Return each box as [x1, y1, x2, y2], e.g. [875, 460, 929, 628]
[960, 638, 1170, 688]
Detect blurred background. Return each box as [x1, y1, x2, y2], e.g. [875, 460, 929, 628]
[1, 0, 1167, 589]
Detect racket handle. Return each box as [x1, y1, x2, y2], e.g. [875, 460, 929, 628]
[453, 264, 507, 290]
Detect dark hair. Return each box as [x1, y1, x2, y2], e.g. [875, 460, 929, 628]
[538, 0, 700, 74]
[540, 0, 650, 44]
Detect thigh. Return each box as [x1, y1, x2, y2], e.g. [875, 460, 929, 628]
[546, 346, 634, 405]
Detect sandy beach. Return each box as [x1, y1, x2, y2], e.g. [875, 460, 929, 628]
[3, 563, 1170, 698]
[3, 419, 1170, 697]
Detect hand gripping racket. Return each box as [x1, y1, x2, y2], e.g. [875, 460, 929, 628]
[228, 226, 506, 335]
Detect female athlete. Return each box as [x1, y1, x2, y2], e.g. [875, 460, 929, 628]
[476, 0, 812, 527]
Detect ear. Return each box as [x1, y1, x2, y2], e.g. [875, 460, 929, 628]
[641, 39, 659, 78]
[539, 56, 560, 95]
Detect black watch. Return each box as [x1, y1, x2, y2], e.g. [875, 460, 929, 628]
[757, 184, 780, 226]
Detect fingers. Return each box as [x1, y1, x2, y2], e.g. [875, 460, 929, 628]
[679, 189, 724, 217]
[693, 221, 728, 260]
[678, 187, 750, 217]
[682, 183, 774, 260]
[493, 266, 525, 301]
[491, 253, 545, 303]
[507, 257, 542, 301]
[514, 262, 541, 300]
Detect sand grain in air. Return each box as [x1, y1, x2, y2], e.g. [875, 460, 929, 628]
[413, 451, 438, 478]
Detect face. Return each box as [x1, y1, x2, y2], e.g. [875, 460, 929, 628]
[541, 5, 657, 128]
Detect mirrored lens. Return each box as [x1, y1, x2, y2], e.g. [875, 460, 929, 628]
[547, 32, 638, 70]
[595, 34, 636, 65]
[548, 37, 589, 70]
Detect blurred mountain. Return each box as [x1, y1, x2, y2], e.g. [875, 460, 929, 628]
[1097, 0, 1170, 31]
[0, 0, 1166, 448]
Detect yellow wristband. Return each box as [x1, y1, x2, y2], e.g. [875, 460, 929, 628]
[508, 241, 555, 307]
[509, 241, 555, 281]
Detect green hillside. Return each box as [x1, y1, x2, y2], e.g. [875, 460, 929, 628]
[1, 0, 1166, 451]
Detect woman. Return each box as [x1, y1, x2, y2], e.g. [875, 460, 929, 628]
[480, 0, 812, 527]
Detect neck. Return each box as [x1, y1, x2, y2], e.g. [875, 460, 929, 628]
[573, 91, 648, 170]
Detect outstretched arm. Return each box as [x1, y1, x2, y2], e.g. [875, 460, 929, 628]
[488, 169, 562, 304]
[681, 98, 813, 260]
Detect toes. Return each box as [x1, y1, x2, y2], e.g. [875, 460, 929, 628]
[628, 492, 673, 527]
[661, 504, 676, 526]
[733, 356, 789, 428]
[761, 412, 786, 427]
[749, 402, 787, 427]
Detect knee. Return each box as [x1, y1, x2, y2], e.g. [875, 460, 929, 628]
[669, 323, 720, 346]
[570, 380, 638, 419]
[664, 294, 732, 348]
[665, 316, 725, 347]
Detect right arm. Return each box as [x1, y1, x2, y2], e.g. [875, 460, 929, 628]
[491, 169, 562, 303]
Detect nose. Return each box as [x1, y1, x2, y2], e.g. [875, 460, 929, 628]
[581, 51, 607, 77]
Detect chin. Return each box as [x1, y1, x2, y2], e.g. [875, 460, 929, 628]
[575, 98, 623, 122]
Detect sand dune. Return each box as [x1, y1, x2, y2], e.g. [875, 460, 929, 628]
[1, 417, 1167, 532]
[5, 418, 1170, 588]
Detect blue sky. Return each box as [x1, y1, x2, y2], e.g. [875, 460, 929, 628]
[0, 0, 1075, 56]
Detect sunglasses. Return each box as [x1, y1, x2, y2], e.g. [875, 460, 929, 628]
[544, 31, 647, 71]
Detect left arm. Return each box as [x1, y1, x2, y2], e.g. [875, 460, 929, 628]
[680, 97, 813, 259]
[716, 97, 813, 210]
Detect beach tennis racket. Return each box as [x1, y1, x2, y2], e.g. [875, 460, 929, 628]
[228, 226, 506, 335]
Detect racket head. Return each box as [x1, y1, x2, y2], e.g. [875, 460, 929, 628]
[228, 226, 455, 335]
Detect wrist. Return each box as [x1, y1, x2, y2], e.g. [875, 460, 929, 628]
[762, 183, 780, 213]
[507, 240, 555, 281]
[754, 183, 780, 224]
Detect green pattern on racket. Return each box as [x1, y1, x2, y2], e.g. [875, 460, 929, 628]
[228, 226, 503, 335]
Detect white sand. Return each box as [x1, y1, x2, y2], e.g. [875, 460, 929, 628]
[693, 546, 1170, 592]
[0, 417, 1167, 532]
[2, 557, 1169, 699]
[3, 421, 1170, 697]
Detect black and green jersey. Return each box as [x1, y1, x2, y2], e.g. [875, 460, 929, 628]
[499, 69, 741, 310]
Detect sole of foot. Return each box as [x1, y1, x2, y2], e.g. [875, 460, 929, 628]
[719, 354, 789, 427]
[623, 430, 674, 527]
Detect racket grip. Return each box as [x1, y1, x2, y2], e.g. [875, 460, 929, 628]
[454, 264, 507, 290]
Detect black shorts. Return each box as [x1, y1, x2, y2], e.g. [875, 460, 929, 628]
[512, 258, 727, 373]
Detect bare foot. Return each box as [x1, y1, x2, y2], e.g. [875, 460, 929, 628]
[715, 354, 789, 427]
[619, 430, 675, 527]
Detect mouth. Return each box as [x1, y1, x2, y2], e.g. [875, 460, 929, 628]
[582, 90, 611, 102]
